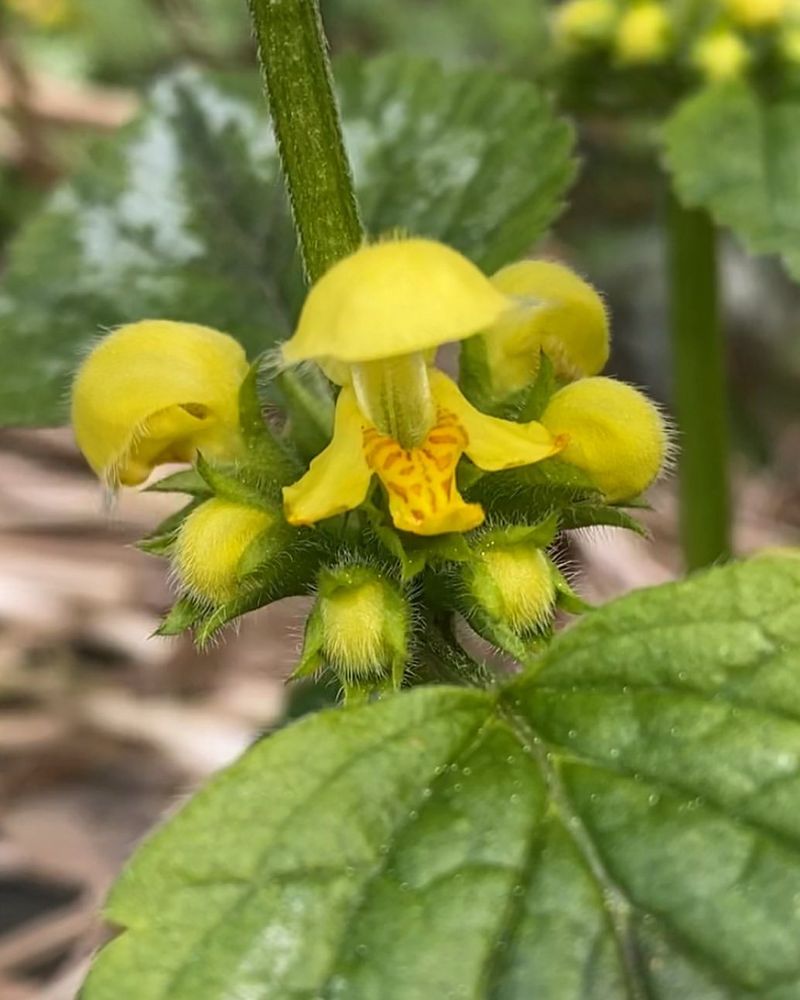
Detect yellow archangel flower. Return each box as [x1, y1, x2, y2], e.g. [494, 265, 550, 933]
[554, 0, 618, 47]
[615, 2, 672, 64]
[281, 239, 564, 536]
[693, 30, 751, 82]
[781, 25, 800, 63]
[72, 320, 249, 486]
[724, 0, 787, 27]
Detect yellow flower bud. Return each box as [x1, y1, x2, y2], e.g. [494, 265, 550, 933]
[174, 498, 274, 605]
[71, 321, 248, 487]
[469, 542, 557, 634]
[487, 260, 610, 396]
[615, 2, 672, 64]
[554, 0, 618, 47]
[723, 0, 787, 27]
[296, 565, 410, 689]
[693, 30, 751, 81]
[541, 377, 668, 502]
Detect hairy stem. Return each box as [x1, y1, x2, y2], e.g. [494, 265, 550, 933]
[247, 0, 364, 282]
[666, 189, 732, 571]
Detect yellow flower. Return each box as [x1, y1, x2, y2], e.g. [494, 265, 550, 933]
[174, 498, 274, 604]
[554, 0, 618, 47]
[615, 2, 672, 64]
[693, 30, 751, 81]
[281, 239, 563, 536]
[780, 25, 800, 62]
[485, 260, 610, 396]
[541, 377, 667, 502]
[723, 0, 787, 27]
[72, 320, 249, 487]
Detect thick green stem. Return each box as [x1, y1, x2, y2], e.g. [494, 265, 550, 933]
[247, 0, 364, 281]
[666, 190, 732, 571]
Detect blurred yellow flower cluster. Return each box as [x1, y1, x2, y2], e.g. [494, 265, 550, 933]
[554, 0, 800, 82]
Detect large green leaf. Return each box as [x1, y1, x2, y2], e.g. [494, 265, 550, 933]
[82, 553, 800, 999]
[663, 81, 800, 280]
[0, 57, 575, 427]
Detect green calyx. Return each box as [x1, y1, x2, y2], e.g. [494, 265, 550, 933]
[293, 564, 411, 699]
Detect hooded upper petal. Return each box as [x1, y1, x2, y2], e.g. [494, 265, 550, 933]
[486, 260, 609, 395]
[282, 238, 510, 366]
[71, 320, 248, 486]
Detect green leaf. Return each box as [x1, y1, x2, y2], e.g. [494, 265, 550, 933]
[194, 454, 271, 509]
[460, 345, 558, 421]
[144, 468, 211, 497]
[237, 359, 302, 484]
[338, 55, 576, 275]
[2, 57, 575, 426]
[83, 553, 800, 998]
[517, 352, 558, 422]
[467, 456, 602, 523]
[273, 368, 335, 464]
[663, 81, 800, 279]
[135, 498, 201, 557]
[193, 542, 327, 646]
[154, 596, 205, 637]
[559, 501, 649, 536]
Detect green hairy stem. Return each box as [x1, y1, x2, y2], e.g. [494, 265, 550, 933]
[247, 0, 364, 281]
[666, 190, 732, 571]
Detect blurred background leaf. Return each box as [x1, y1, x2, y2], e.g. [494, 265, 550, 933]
[0, 56, 575, 426]
[663, 81, 800, 282]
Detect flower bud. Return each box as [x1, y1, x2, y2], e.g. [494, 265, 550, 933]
[615, 2, 672, 64]
[554, 0, 618, 47]
[295, 565, 410, 691]
[485, 261, 610, 397]
[693, 30, 751, 82]
[466, 537, 557, 637]
[541, 377, 668, 502]
[174, 498, 275, 605]
[723, 0, 787, 28]
[71, 320, 248, 487]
